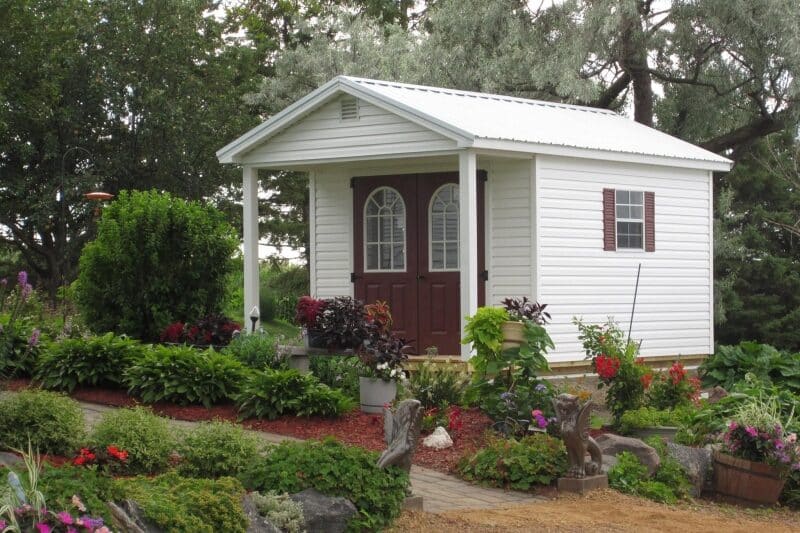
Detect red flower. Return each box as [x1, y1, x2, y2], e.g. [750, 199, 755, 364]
[448, 406, 463, 432]
[107, 445, 129, 461]
[640, 373, 653, 389]
[160, 322, 185, 343]
[595, 354, 621, 380]
[669, 362, 686, 385]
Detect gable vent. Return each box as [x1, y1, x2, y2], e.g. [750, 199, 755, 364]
[340, 97, 359, 121]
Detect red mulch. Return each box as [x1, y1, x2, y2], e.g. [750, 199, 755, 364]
[3, 378, 492, 474]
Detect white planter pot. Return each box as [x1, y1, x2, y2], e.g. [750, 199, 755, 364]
[501, 320, 525, 351]
[359, 376, 397, 414]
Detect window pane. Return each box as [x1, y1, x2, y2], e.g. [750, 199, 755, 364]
[380, 244, 391, 269]
[366, 244, 378, 270]
[366, 217, 378, 242]
[630, 205, 643, 220]
[629, 234, 643, 248]
[392, 216, 404, 241]
[366, 199, 379, 216]
[392, 244, 404, 269]
[616, 190, 629, 203]
[445, 242, 459, 269]
[431, 242, 444, 270]
[379, 216, 391, 241]
[431, 213, 444, 241]
[616, 205, 630, 219]
[445, 211, 458, 241]
[630, 191, 643, 204]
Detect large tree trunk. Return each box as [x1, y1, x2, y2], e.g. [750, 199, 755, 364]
[620, 13, 654, 127]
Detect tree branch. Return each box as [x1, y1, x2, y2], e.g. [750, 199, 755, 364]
[591, 71, 632, 108]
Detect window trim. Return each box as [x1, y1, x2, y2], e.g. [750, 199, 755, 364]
[363, 186, 407, 273]
[615, 189, 645, 250]
[428, 183, 460, 272]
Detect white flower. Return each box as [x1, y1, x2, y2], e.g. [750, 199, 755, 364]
[390, 368, 398, 377]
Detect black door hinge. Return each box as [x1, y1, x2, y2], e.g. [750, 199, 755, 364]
[350, 272, 358, 283]
[480, 270, 489, 281]
[478, 170, 488, 182]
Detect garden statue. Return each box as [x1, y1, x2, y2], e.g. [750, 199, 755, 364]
[552, 393, 602, 478]
[377, 399, 422, 472]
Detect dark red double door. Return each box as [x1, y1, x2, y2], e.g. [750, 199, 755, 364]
[353, 172, 484, 355]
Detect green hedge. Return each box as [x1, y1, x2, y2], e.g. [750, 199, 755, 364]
[124, 345, 248, 407]
[0, 390, 85, 455]
[36, 333, 147, 392]
[239, 439, 408, 531]
[90, 406, 176, 474]
[177, 420, 262, 478]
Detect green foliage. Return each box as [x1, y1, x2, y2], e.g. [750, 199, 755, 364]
[90, 407, 176, 475]
[239, 438, 409, 531]
[177, 420, 262, 479]
[224, 331, 286, 370]
[36, 333, 146, 392]
[619, 406, 696, 434]
[75, 190, 239, 341]
[699, 342, 800, 394]
[263, 263, 310, 323]
[235, 368, 355, 420]
[250, 491, 305, 533]
[39, 465, 114, 524]
[462, 307, 508, 367]
[113, 473, 248, 533]
[607, 451, 649, 494]
[608, 450, 692, 504]
[310, 355, 364, 400]
[0, 390, 85, 455]
[406, 357, 469, 409]
[457, 433, 568, 490]
[124, 345, 248, 407]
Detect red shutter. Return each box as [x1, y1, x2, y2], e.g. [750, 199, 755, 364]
[644, 191, 655, 252]
[602, 188, 616, 251]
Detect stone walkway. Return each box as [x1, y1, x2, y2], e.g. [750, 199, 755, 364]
[80, 400, 550, 512]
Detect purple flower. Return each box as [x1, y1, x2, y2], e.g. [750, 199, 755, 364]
[28, 329, 40, 347]
[535, 383, 548, 392]
[21, 283, 32, 300]
[79, 516, 104, 530]
[745, 426, 758, 437]
[17, 270, 27, 287]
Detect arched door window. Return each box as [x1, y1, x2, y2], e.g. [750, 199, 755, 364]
[364, 187, 406, 271]
[429, 183, 459, 271]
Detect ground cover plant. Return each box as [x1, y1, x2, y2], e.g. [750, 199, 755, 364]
[124, 345, 248, 407]
[607, 446, 692, 504]
[457, 433, 567, 490]
[235, 368, 354, 420]
[0, 390, 85, 456]
[177, 420, 262, 478]
[38, 464, 115, 525]
[36, 333, 147, 392]
[239, 438, 409, 531]
[619, 405, 696, 434]
[250, 491, 304, 533]
[90, 406, 176, 475]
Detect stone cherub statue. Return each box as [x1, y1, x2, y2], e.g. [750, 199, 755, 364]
[377, 399, 422, 472]
[552, 393, 602, 478]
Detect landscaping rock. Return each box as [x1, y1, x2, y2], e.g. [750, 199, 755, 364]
[423, 426, 453, 450]
[242, 495, 281, 533]
[0, 452, 22, 469]
[289, 489, 356, 533]
[108, 500, 163, 533]
[594, 434, 660, 476]
[601, 454, 618, 474]
[708, 386, 728, 404]
[667, 442, 713, 497]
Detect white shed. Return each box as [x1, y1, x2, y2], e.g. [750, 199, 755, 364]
[218, 76, 732, 362]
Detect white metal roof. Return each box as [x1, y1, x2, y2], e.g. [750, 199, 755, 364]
[218, 76, 732, 171]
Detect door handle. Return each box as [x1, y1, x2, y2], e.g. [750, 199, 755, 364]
[416, 274, 426, 281]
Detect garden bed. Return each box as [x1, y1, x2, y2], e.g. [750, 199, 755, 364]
[2, 379, 492, 474]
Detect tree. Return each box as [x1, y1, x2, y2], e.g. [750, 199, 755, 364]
[0, 0, 260, 300]
[75, 190, 238, 341]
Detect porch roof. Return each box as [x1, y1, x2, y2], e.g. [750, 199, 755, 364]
[217, 76, 732, 172]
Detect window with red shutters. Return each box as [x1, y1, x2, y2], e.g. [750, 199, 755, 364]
[603, 188, 655, 252]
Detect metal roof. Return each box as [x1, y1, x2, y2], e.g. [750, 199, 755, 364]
[217, 76, 732, 170]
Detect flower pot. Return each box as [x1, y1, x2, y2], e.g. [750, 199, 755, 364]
[712, 451, 787, 506]
[501, 320, 525, 350]
[359, 376, 397, 414]
[303, 329, 327, 349]
[630, 426, 679, 442]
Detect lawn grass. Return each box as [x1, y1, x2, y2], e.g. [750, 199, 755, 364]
[261, 319, 301, 343]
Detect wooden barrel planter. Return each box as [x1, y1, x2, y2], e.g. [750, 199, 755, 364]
[713, 451, 787, 506]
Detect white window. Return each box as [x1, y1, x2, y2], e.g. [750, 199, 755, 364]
[429, 184, 459, 270]
[364, 187, 406, 271]
[615, 190, 644, 249]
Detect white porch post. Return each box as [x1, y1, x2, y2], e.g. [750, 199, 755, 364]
[243, 166, 260, 330]
[459, 150, 479, 359]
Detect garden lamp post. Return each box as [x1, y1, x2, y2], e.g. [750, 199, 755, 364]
[250, 305, 260, 333]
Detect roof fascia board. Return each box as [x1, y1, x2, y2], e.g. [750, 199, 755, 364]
[471, 139, 733, 172]
[216, 79, 343, 164]
[242, 148, 462, 171]
[337, 78, 475, 145]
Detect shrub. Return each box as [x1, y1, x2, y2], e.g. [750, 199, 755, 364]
[407, 356, 470, 409]
[264, 264, 309, 323]
[646, 362, 701, 409]
[124, 345, 248, 407]
[250, 491, 304, 533]
[178, 420, 262, 478]
[160, 314, 242, 347]
[699, 342, 800, 395]
[239, 439, 409, 531]
[224, 331, 286, 370]
[113, 473, 247, 533]
[607, 450, 691, 503]
[235, 369, 354, 420]
[75, 189, 238, 341]
[90, 406, 176, 474]
[36, 333, 146, 392]
[39, 464, 115, 525]
[0, 390, 85, 455]
[457, 433, 567, 490]
[310, 355, 363, 399]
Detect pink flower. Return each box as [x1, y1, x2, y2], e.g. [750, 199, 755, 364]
[17, 271, 27, 287]
[35, 523, 51, 533]
[531, 409, 543, 417]
[745, 426, 758, 437]
[58, 511, 73, 525]
[788, 433, 797, 444]
[728, 421, 738, 431]
[28, 329, 40, 347]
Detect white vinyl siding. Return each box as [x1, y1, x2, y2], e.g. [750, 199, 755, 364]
[487, 159, 534, 304]
[240, 96, 458, 165]
[311, 169, 353, 299]
[536, 155, 712, 362]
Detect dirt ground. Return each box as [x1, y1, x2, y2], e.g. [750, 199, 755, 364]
[389, 489, 800, 532]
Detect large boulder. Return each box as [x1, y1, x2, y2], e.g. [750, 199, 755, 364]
[667, 442, 713, 497]
[289, 489, 356, 533]
[595, 434, 660, 476]
[108, 500, 162, 533]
